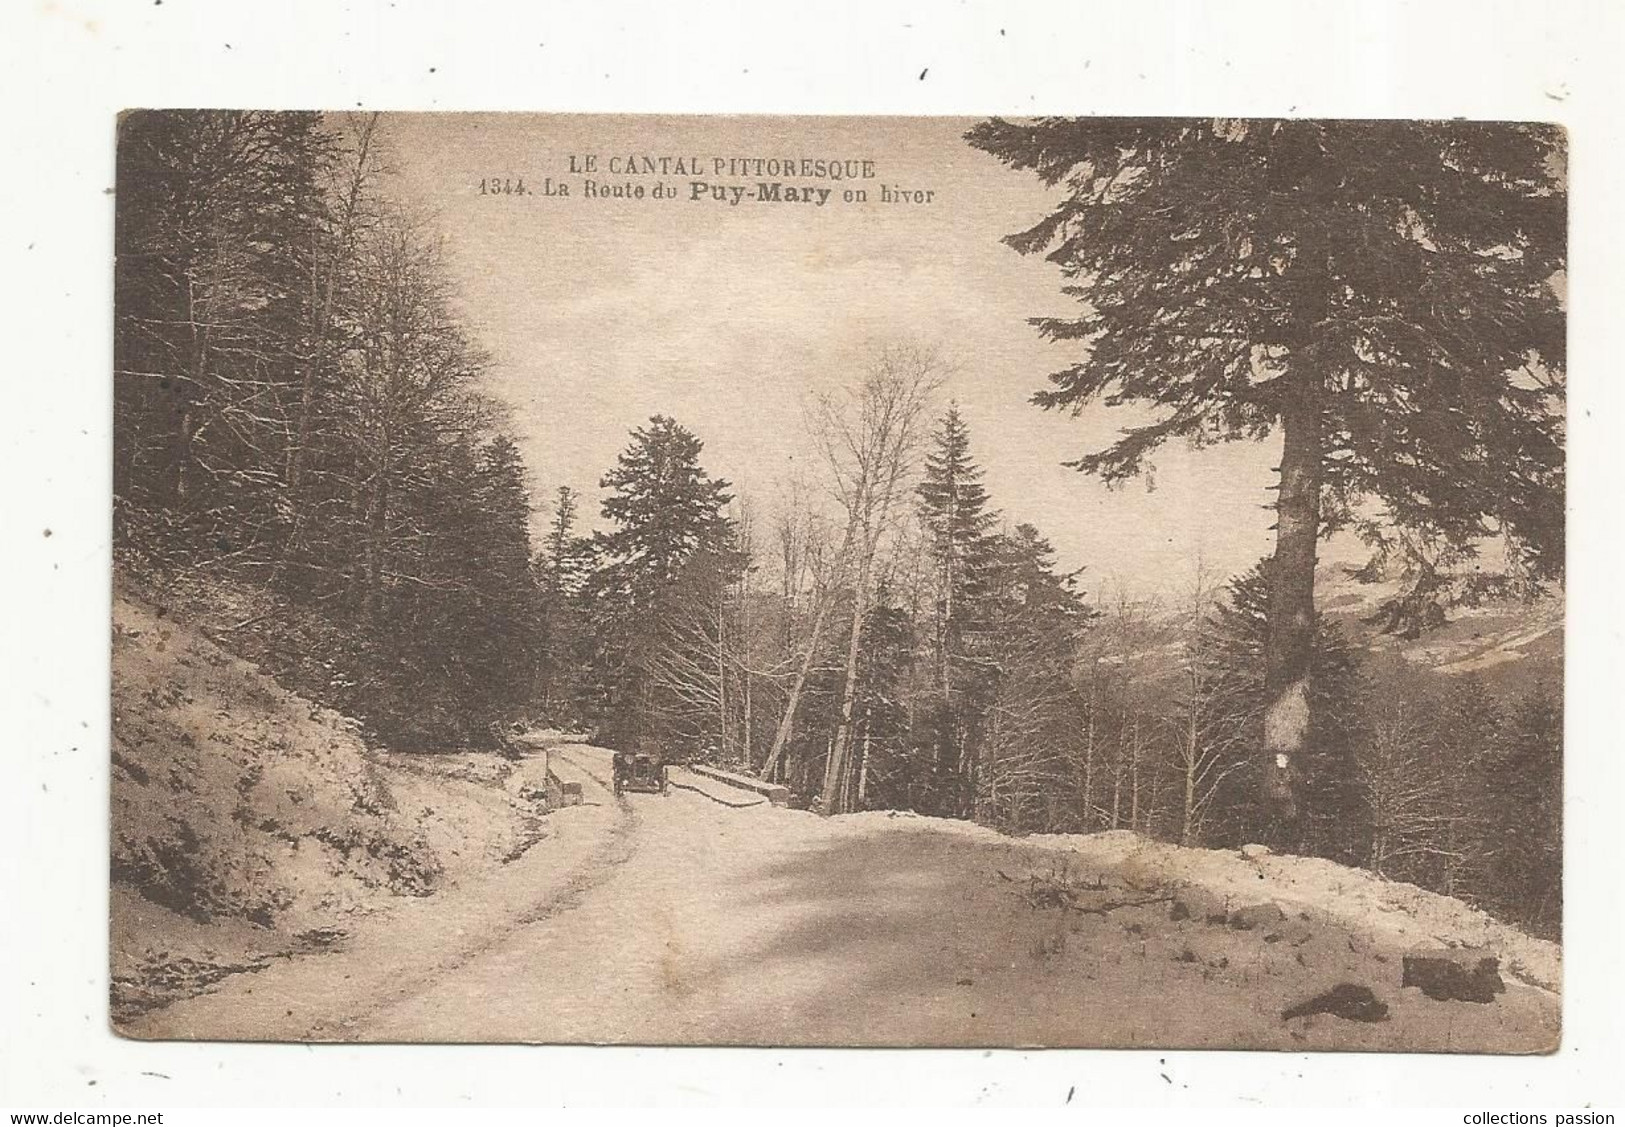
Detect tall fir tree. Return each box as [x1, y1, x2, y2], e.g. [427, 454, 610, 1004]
[966, 118, 1565, 829]
[533, 485, 595, 722]
[842, 592, 919, 812]
[540, 485, 591, 598]
[915, 406, 1002, 812]
[594, 416, 734, 605]
[917, 405, 1001, 690]
[588, 416, 735, 747]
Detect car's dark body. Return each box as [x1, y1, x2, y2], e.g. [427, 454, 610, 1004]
[612, 749, 670, 796]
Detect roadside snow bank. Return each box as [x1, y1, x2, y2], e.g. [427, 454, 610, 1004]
[111, 592, 552, 1020]
[829, 812, 1560, 992]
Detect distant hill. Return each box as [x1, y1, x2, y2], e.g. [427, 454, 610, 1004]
[1317, 564, 1564, 697]
[1080, 565, 1562, 699]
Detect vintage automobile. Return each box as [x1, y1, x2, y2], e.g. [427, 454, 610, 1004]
[612, 749, 670, 796]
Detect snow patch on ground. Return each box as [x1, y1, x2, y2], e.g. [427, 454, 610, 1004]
[825, 813, 1560, 991]
[110, 592, 553, 1021]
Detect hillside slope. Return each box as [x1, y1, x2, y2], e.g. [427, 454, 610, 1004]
[110, 592, 551, 1021]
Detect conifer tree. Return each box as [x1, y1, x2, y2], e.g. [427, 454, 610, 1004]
[917, 405, 1001, 697]
[912, 406, 1003, 811]
[533, 486, 593, 722]
[115, 110, 332, 552]
[115, 111, 541, 750]
[1482, 684, 1563, 936]
[594, 416, 734, 605]
[540, 486, 588, 597]
[966, 118, 1565, 826]
[457, 435, 542, 724]
[976, 524, 1090, 829]
[588, 416, 735, 746]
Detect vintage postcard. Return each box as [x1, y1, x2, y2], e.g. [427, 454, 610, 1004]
[110, 112, 1564, 1048]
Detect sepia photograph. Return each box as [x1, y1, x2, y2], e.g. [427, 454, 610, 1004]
[108, 111, 1566, 1051]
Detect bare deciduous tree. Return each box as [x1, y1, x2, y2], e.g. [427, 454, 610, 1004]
[1360, 679, 1469, 879]
[1167, 564, 1250, 845]
[761, 505, 847, 784]
[811, 343, 943, 814]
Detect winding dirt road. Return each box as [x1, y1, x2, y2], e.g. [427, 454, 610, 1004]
[126, 745, 1559, 1050]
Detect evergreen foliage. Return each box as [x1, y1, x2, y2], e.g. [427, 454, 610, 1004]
[114, 110, 538, 748]
[585, 416, 738, 750]
[965, 116, 1566, 821]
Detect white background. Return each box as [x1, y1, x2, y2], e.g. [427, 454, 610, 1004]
[2, 0, 1622, 1110]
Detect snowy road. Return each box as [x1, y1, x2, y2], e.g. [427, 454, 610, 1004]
[127, 745, 1560, 1050]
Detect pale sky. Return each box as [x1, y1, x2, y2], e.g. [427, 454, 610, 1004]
[381, 113, 1286, 596]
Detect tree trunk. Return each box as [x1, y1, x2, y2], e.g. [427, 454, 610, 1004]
[363, 472, 389, 624]
[289, 117, 376, 531]
[1110, 751, 1123, 830]
[716, 582, 727, 759]
[940, 547, 955, 701]
[1261, 374, 1324, 827]
[741, 573, 753, 766]
[763, 583, 834, 781]
[1261, 138, 1333, 833]
[857, 710, 872, 806]
[174, 276, 206, 506]
[1129, 712, 1142, 830]
[1182, 699, 1199, 845]
[289, 221, 323, 494]
[1082, 697, 1096, 830]
[821, 549, 871, 814]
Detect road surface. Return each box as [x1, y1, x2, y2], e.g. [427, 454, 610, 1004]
[125, 745, 1559, 1050]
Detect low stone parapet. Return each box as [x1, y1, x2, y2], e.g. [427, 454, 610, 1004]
[686, 764, 790, 806]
